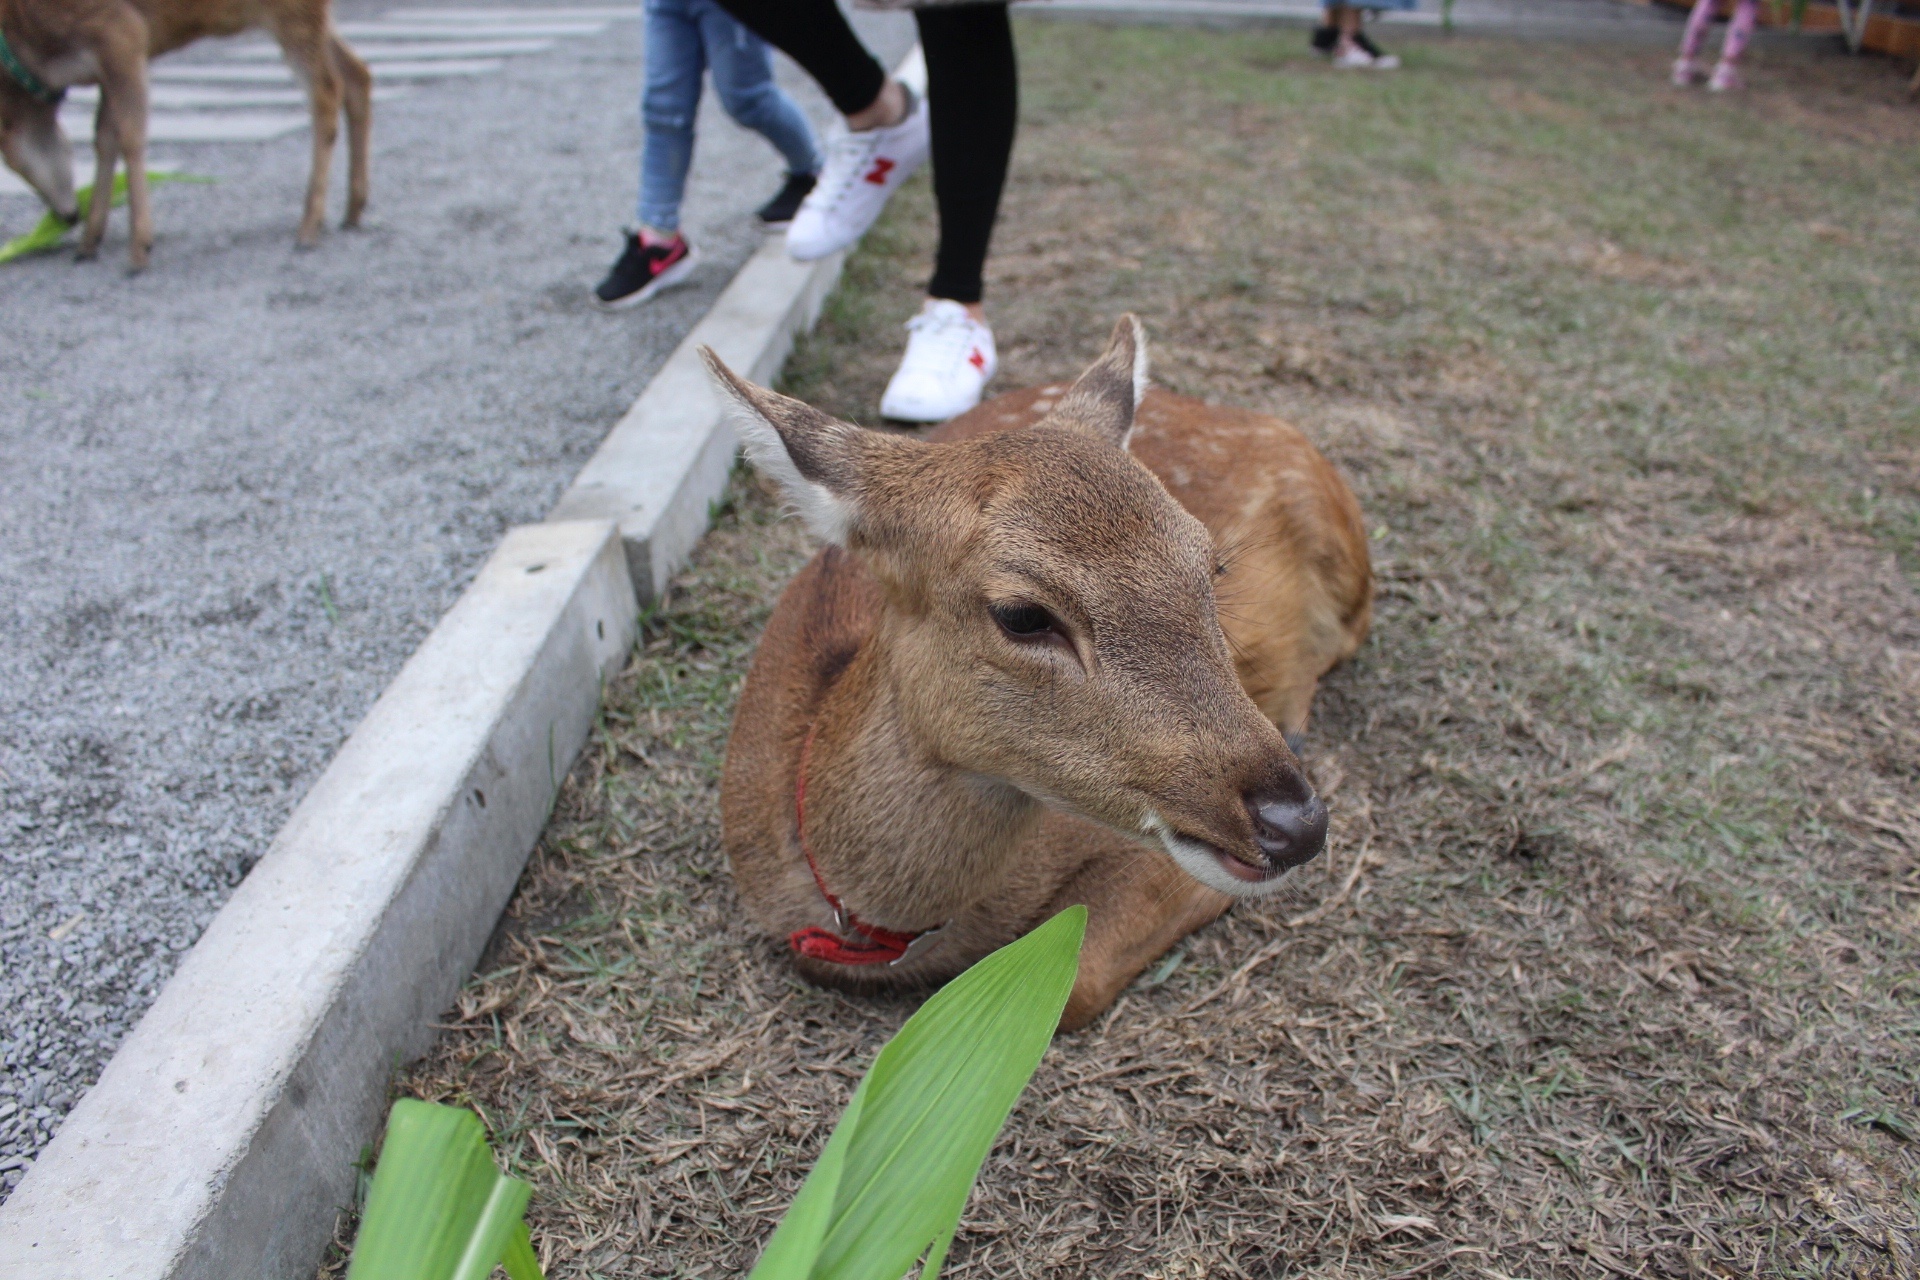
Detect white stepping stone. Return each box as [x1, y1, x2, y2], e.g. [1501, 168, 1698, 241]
[59, 109, 309, 142]
[0, 158, 179, 199]
[363, 57, 509, 76]
[334, 20, 609, 37]
[64, 83, 407, 108]
[382, 6, 638, 19]
[150, 64, 298, 83]
[150, 58, 504, 81]
[223, 37, 553, 59]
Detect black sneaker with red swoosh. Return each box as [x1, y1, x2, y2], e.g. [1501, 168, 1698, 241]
[594, 230, 699, 310]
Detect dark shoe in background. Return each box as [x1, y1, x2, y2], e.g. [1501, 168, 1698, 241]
[1311, 24, 1391, 58]
[755, 172, 817, 228]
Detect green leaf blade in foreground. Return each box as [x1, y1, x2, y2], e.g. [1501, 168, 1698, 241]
[0, 172, 211, 264]
[346, 1098, 542, 1280]
[749, 904, 1087, 1280]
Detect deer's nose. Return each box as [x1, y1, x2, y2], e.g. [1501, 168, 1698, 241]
[1244, 785, 1327, 871]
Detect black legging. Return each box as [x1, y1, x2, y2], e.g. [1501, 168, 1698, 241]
[712, 0, 1016, 305]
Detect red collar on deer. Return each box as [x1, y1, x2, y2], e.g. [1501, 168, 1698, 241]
[788, 724, 945, 967]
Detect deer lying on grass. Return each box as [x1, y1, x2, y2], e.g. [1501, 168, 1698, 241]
[0, 0, 370, 269]
[706, 317, 1372, 1030]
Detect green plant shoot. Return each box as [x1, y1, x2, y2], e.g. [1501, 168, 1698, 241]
[750, 904, 1088, 1280]
[0, 171, 210, 264]
[346, 1099, 544, 1280]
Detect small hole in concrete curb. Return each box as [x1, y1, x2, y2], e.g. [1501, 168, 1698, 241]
[473, 789, 487, 809]
[596, 620, 605, 639]
[526, 563, 547, 574]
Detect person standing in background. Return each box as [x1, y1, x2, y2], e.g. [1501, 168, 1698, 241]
[1321, 0, 1406, 69]
[1672, 0, 1758, 91]
[595, 0, 824, 309]
[715, 0, 1016, 423]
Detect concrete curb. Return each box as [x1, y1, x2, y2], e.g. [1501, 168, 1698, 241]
[0, 522, 636, 1279]
[550, 237, 844, 603]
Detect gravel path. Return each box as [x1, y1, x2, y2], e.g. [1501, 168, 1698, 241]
[0, 0, 911, 1198]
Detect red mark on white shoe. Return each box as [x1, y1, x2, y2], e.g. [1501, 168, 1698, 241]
[864, 158, 896, 186]
[968, 348, 986, 372]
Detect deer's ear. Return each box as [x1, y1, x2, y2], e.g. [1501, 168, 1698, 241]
[701, 347, 870, 544]
[1051, 314, 1149, 450]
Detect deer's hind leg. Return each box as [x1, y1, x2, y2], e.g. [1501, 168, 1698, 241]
[1038, 817, 1232, 1032]
[328, 32, 370, 227]
[275, 13, 342, 246]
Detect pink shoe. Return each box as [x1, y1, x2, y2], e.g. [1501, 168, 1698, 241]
[1671, 56, 1702, 85]
[1707, 60, 1740, 91]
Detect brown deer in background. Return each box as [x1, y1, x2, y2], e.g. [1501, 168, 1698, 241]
[0, 0, 370, 269]
[705, 316, 1373, 1030]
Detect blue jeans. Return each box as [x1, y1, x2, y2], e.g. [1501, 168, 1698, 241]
[638, 0, 822, 232]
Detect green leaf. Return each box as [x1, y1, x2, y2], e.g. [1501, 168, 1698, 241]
[501, 1222, 543, 1280]
[346, 1099, 544, 1280]
[0, 171, 211, 264]
[749, 905, 1086, 1280]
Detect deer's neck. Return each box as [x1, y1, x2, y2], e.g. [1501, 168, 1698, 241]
[800, 639, 1040, 929]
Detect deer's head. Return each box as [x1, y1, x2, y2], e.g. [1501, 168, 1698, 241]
[0, 80, 77, 224]
[704, 317, 1325, 896]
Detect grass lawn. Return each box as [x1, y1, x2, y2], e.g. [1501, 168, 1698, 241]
[375, 21, 1919, 1280]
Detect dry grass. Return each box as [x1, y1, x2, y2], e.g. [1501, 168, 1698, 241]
[359, 23, 1920, 1280]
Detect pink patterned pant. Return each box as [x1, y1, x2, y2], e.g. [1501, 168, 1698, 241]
[1679, 0, 1758, 64]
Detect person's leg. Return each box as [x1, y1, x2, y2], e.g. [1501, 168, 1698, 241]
[710, 0, 889, 118]
[1717, 0, 1758, 67]
[597, 0, 702, 308]
[918, 2, 1015, 308]
[1674, 0, 1717, 77]
[877, 3, 1012, 421]
[1331, 3, 1362, 56]
[638, 0, 705, 233]
[696, 0, 822, 179]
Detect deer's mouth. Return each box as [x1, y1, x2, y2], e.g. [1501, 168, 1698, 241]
[1141, 811, 1293, 898]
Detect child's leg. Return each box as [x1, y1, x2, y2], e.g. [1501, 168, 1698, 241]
[1677, 0, 1718, 62]
[1718, 0, 1758, 65]
[638, 0, 706, 233]
[695, 0, 821, 179]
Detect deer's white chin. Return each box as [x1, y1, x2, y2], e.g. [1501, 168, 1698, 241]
[1141, 810, 1290, 899]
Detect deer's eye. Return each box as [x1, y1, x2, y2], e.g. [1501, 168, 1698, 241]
[990, 601, 1058, 639]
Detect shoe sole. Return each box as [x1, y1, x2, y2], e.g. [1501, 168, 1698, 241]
[593, 247, 701, 311]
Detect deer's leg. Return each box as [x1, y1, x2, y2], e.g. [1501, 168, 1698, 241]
[78, 8, 151, 267]
[94, 77, 151, 269]
[277, 17, 341, 246]
[328, 33, 370, 227]
[1046, 838, 1232, 1032]
[115, 76, 153, 270]
[77, 102, 120, 261]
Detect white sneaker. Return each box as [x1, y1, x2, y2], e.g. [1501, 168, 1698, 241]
[879, 300, 997, 423]
[1332, 46, 1375, 69]
[785, 95, 930, 262]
